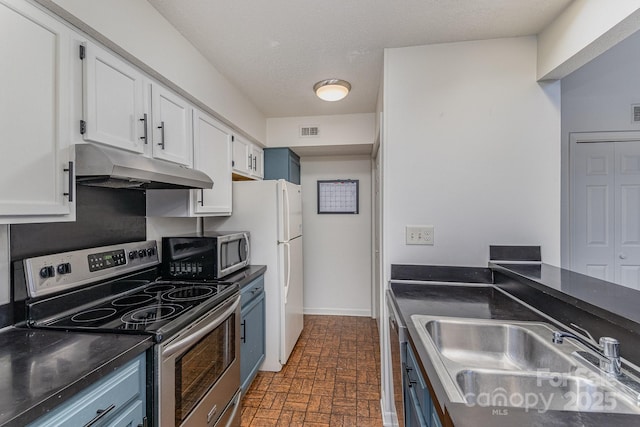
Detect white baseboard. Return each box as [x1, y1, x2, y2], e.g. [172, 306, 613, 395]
[303, 307, 372, 317]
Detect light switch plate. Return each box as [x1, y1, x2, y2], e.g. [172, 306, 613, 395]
[406, 225, 434, 245]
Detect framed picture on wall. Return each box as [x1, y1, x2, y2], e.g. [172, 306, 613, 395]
[317, 180, 359, 214]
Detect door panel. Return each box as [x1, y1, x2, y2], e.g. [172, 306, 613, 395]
[282, 182, 303, 241]
[571, 142, 615, 282]
[280, 236, 303, 364]
[615, 142, 640, 289]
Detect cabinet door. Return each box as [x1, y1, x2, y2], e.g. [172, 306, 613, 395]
[0, 0, 74, 221]
[151, 84, 192, 166]
[193, 110, 232, 215]
[232, 135, 252, 176]
[83, 42, 146, 153]
[240, 291, 265, 391]
[251, 146, 264, 179]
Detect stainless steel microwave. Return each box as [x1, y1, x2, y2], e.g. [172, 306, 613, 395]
[162, 232, 250, 280]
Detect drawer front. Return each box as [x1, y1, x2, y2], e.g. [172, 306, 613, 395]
[405, 345, 431, 423]
[105, 399, 144, 427]
[29, 354, 145, 427]
[240, 275, 265, 308]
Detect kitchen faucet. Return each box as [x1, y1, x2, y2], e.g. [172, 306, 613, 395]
[552, 330, 621, 376]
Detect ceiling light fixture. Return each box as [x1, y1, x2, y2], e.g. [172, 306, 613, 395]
[313, 79, 351, 102]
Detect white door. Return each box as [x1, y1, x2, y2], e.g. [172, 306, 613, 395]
[571, 142, 615, 281]
[192, 110, 232, 215]
[571, 140, 640, 288]
[280, 236, 304, 364]
[83, 42, 146, 153]
[0, 0, 74, 220]
[251, 146, 264, 179]
[151, 84, 192, 166]
[614, 142, 640, 288]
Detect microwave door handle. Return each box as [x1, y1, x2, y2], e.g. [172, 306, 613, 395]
[243, 233, 250, 264]
[162, 295, 240, 359]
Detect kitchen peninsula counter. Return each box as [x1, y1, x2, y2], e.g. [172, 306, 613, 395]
[0, 328, 152, 427]
[390, 264, 640, 427]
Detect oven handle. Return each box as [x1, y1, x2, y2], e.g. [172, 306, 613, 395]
[162, 295, 240, 359]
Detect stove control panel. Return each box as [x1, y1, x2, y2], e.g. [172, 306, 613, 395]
[88, 249, 127, 272]
[23, 241, 160, 298]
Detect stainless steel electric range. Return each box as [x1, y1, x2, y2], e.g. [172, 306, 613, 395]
[13, 240, 241, 427]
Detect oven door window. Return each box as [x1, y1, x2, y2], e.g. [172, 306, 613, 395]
[174, 314, 235, 425]
[220, 238, 247, 270]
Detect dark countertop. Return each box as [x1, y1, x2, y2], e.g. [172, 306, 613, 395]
[390, 274, 640, 427]
[0, 327, 152, 427]
[223, 265, 266, 290]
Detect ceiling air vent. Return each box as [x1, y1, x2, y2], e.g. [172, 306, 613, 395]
[299, 126, 319, 138]
[632, 104, 640, 123]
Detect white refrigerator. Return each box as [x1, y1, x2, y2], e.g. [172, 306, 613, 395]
[208, 179, 303, 372]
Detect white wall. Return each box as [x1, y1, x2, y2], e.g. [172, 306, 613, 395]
[267, 113, 375, 149]
[560, 29, 640, 266]
[38, 0, 266, 143]
[383, 37, 561, 269]
[301, 155, 372, 316]
[538, 0, 640, 80]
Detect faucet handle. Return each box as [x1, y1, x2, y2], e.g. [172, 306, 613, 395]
[600, 337, 620, 358]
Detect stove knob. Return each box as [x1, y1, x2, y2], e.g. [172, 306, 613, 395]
[138, 249, 146, 258]
[56, 263, 72, 275]
[129, 251, 137, 260]
[147, 248, 155, 257]
[39, 266, 55, 278]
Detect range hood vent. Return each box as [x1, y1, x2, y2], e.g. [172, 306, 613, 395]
[74, 144, 213, 190]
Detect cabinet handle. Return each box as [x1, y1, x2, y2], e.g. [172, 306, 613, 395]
[253, 155, 257, 171]
[157, 121, 165, 149]
[251, 287, 260, 294]
[83, 404, 116, 427]
[241, 320, 246, 343]
[248, 153, 253, 170]
[137, 416, 148, 427]
[140, 113, 148, 144]
[198, 189, 204, 206]
[63, 161, 74, 202]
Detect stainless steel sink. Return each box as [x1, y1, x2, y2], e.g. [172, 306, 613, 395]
[411, 315, 640, 414]
[424, 319, 576, 372]
[457, 369, 640, 413]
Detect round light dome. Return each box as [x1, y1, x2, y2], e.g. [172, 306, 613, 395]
[313, 79, 351, 102]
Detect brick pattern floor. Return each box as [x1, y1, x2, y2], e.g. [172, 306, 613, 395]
[241, 315, 383, 426]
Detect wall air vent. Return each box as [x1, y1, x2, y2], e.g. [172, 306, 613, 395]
[632, 104, 640, 123]
[299, 126, 319, 138]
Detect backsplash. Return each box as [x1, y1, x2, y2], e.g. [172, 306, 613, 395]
[10, 186, 146, 261]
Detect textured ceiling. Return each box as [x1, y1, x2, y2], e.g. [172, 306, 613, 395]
[147, 0, 573, 118]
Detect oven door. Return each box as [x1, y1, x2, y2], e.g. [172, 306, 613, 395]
[217, 233, 250, 278]
[158, 293, 241, 427]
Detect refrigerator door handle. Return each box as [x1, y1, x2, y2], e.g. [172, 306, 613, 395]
[283, 242, 291, 304]
[283, 183, 290, 242]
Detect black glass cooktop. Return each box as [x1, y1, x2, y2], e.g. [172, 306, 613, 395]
[36, 280, 236, 337]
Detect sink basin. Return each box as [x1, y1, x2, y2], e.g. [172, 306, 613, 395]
[411, 314, 640, 414]
[425, 319, 576, 372]
[457, 369, 640, 414]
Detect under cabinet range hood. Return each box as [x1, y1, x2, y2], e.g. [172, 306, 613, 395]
[74, 144, 213, 190]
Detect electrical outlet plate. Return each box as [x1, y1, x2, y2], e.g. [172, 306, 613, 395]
[406, 225, 434, 245]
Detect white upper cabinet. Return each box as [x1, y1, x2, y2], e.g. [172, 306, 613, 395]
[0, 0, 76, 223]
[82, 43, 192, 166]
[192, 110, 232, 215]
[151, 84, 192, 167]
[232, 135, 263, 180]
[82, 42, 146, 153]
[146, 110, 232, 217]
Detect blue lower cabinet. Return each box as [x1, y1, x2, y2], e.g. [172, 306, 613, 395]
[29, 353, 146, 427]
[240, 275, 266, 392]
[404, 345, 444, 427]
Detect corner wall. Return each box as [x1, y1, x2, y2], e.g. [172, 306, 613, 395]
[383, 36, 562, 269]
[300, 155, 372, 316]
